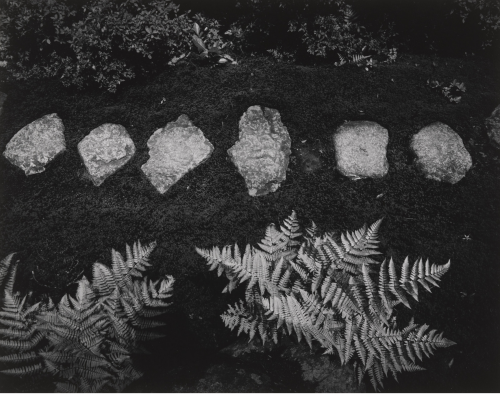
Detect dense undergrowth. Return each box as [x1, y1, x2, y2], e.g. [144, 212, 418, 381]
[1, 0, 499, 92]
[0, 50, 499, 391]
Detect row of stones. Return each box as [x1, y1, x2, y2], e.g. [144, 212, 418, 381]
[2, 105, 490, 196]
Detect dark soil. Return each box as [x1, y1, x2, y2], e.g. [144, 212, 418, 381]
[0, 52, 499, 392]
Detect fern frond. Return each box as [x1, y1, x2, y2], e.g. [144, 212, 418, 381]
[0, 332, 44, 352]
[0, 240, 173, 393]
[388, 258, 411, 308]
[92, 263, 115, 297]
[305, 221, 320, 238]
[3, 262, 18, 296]
[0, 362, 44, 376]
[199, 212, 455, 392]
[0, 254, 16, 292]
[280, 210, 302, 243]
[0, 351, 40, 364]
[351, 54, 370, 65]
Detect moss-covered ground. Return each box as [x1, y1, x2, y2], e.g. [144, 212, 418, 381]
[0, 52, 499, 392]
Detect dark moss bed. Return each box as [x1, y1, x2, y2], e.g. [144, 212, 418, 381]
[0, 53, 499, 392]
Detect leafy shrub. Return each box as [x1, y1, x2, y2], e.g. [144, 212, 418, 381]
[288, 0, 397, 63]
[449, 0, 500, 50]
[188, 19, 236, 65]
[427, 79, 466, 103]
[358, 0, 500, 56]
[0, 241, 173, 392]
[0, 0, 230, 92]
[197, 211, 455, 391]
[221, 0, 397, 64]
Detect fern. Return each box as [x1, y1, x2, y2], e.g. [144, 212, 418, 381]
[0, 241, 173, 392]
[197, 211, 455, 391]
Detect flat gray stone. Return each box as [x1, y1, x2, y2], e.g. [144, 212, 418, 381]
[333, 121, 389, 179]
[485, 104, 500, 149]
[3, 113, 66, 175]
[77, 124, 136, 186]
[228, 106, 291, 196]
[141, 115, 214, 194]
[411, 122, 472, 184]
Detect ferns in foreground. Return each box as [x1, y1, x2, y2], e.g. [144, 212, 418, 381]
[196, 211, 455, 390]
[0, 241, 173, 392]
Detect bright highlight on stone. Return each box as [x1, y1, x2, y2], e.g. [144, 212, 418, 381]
[228, 105, 291, 196]
[78, 123, 136, 186]
[141, 115, 214, 194]
[3, 113, 66, 176]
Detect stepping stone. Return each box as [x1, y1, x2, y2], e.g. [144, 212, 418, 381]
[3, 113, 66, 175]
[78, 123, 136, 186]
[228, 105, 291, 196]
[141, 115, 214, 194]
[485, 104, 500, 149]
[332, 120, 389, 179]
[411, 122, 472, 184]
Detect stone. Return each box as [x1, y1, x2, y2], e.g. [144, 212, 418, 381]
[332, 121, 389, 179]
[3, 113, 66, 175]
[411, 122, 472, 184]
[0, 91, 6, 117]
[77, 123, 136, 186]
[228, 106, 291, 196]
[141, 115, 214, 194]
[485, 104, 500, 149]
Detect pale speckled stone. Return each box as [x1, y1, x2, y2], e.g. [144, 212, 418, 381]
[3, 113, 66, 175]
[333, 121, 389, 179]
[78, 124, 135, 186]
[485, 104, 500, 149]
[411, 122, 472, 184]
[228, 106, 291, 196]
[141, 115, 214, 194]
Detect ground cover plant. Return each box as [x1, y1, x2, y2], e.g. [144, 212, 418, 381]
[0, 241, 174, 392]
[197, 211, 455, 390]
[0, 0, 232, 92]
[0, 1, 499, 390]
[2, 0, 498, 93]
[0, 51, 498, 392]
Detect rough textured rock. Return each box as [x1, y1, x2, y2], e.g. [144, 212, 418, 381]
[332, 121, 389, 179]
[77, 124, 136, 186]
[485, 104, 500, 149]
[228, 106, 291, 196]
[0, 91, 6, 117]
[172, 339, 364, 393]
[3, 113, 66, 175]
[411, 122, 472, 184]
[141, 115, 214, 194]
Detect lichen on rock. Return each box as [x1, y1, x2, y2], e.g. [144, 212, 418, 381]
[141, 115, 214, 194]
[3, 113, 66, 175]
[332, 120, 389, 180]
[411, 122, 472, 184]
[228, 106, 291, 196]
[78, 123, 136, 186]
